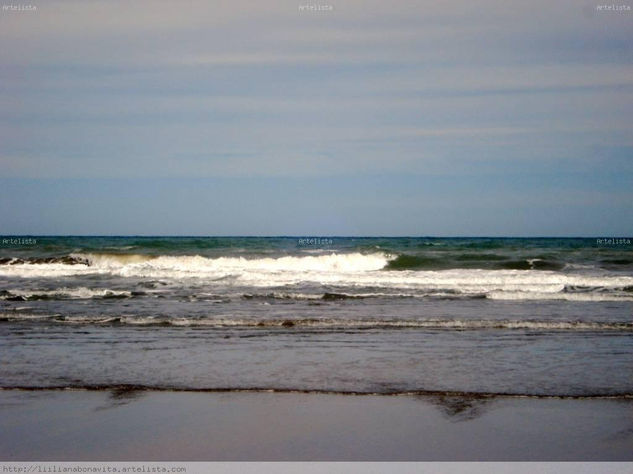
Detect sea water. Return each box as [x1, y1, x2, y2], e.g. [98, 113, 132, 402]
[1, 236, 631, 396]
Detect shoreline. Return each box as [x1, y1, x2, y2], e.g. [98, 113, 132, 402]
[1, 390, 632, 461]
[2, 386, 633, 399]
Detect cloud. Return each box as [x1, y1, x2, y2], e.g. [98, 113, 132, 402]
[1, 0, 631, 186]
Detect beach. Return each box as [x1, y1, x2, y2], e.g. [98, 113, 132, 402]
[1, 390, 632, 461]
[3, 0, 632, 465]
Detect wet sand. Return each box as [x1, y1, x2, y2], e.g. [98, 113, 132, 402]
[0, 390, 632, 461]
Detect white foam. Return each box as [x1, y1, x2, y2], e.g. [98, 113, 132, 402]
[0, 252, 391, 278]
[1, 287, 132, 299]
[1, 253, 632, 301]
[2, 313, 631, 331]
[72, 253, 154, 267]
[57, 315, 120, 324]
[487, 291, 633, 302]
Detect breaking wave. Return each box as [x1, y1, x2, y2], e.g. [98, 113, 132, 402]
[0, 252, 390, 277]
[1, 252, 632, 301]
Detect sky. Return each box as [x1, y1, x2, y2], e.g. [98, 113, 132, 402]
[0, 0, 632, 236]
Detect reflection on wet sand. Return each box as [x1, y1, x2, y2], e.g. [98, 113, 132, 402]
[94, 388, 146, 411]
[424, 395, 496, 421]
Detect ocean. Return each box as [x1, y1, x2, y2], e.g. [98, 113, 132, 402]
[1, 236, 632, 397]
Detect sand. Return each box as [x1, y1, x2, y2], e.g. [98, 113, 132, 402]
[0, 390, 632, 461]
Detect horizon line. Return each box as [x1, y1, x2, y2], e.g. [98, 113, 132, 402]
[2, 234, 631, 239]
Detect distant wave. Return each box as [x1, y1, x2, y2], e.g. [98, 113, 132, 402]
[385, 254, 445, 270]
[1, 384, 631, 399]
[386, 254, 565, 271]
[2, 313, 631, 331]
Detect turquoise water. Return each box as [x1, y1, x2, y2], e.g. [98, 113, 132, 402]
[2, 236, 632, 270]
